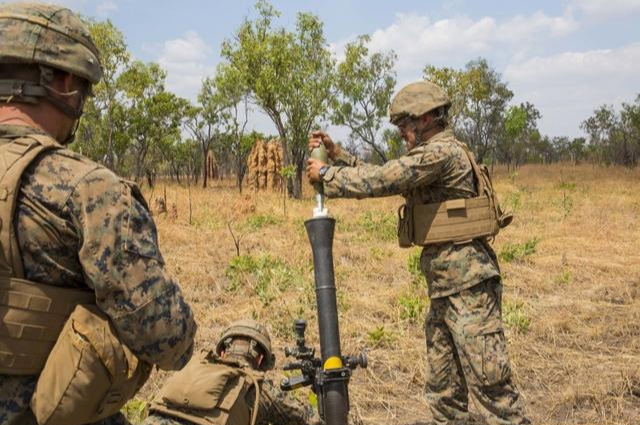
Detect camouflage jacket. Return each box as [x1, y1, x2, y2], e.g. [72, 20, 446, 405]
[323, 129, 500, 298]
[0, 125, 197, 425]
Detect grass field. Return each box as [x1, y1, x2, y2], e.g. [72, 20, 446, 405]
[129, 163, 640, 425]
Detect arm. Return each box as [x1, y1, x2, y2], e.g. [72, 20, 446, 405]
[254, 380, 320, 425]
[68, 168, 196, 371]
[322, 144, 451, 199]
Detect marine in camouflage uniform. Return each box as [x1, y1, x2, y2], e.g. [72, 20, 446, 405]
[0, 3, 196, 424]
[145, 320, 319, 425]
[306, 82, 529, 425]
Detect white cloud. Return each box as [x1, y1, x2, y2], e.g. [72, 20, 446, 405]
[569, 0, 640, 19]
[335, 10, 577, 83]
[155, 31, 216, 101]
[505, 42, 640, 137]
[96, 1, 118, 16]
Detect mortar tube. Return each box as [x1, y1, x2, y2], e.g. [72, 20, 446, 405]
[305, 216, 349, 425]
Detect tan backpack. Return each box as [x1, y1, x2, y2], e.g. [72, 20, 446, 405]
[149, 352, 264, 425]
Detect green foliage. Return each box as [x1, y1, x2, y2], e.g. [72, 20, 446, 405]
[279, 164, 297, 179]
[367, 325, 395, 348]
[581, 95, 640, 167]
[357, 211, 396, 241]
[556, 182, 577, 191]
[499, 238, 539, 263]
[407, 249, 427, 288]
[503, 191, 522, 212]
[555, 182, 575, 218]
[369, 246, 386, 261]
[221, 1, 335, 197]
[398, 293, 429, 323]
[332, 34, 397, 163]
[121, 398, 147, 424]
[425, 59, 514, 163]
[503, 300, 531, 334]
[555, 268, 573, 285]
[242, 214, 282, 231]
[383, 128, 405, 160]
[224, 254, 303, 306]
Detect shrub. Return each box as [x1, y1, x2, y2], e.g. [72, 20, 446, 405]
[398, 292, 429, 323]
[367, 325, 395, 348]
[503, 300, 531, 334]
[499, 238, 539, 263]
[225, 254, 303, 306]
[357, 211, 396, 241]
[243, 213, 282, 231]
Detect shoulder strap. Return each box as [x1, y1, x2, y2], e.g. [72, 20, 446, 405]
[0, 134, 62, 278]
[450, 140, 488, 195]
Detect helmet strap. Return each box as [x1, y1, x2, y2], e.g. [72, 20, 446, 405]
[39, 66, 85, 121]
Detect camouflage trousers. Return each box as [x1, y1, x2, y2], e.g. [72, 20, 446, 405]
[425, 278, 530, 425]
[0, 375, 130, 425]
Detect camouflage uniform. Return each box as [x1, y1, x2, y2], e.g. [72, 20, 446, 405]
[144, 377, 317, 425]
[0, 124, 197, 425]
[322, 129, 529, 424]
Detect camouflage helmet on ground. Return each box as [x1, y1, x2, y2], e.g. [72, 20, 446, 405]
[0, 2, 102, 84]
[389, 81, 451, 125]
[215, 319, 275, 371]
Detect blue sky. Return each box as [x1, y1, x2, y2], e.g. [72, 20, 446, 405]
[3, 0, 640, 139]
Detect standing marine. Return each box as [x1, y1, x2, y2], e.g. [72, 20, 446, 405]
[306, 81, 529, 425]
[145, 319, 319, 425]
[0, 3, 196, 425]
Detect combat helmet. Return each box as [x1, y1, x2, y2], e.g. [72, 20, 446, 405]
[216, 319, 276, 371]
[389, 81, 451, 125]
[0, 2, 102, 117]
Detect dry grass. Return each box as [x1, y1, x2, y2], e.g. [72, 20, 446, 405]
[133, 163, 640, 425]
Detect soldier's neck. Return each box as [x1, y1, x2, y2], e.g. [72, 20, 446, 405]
[419, 126, 445, 144]
[0, 104, 70, 142]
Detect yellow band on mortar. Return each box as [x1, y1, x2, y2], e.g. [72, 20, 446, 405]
[323, 356, 343, 370]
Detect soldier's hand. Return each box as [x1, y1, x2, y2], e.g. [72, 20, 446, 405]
[306, 158, 327, 184]
[308, 131, 339, 161]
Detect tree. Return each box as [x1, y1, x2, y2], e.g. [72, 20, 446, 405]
[75, 20, 130, 172]
[461, 59, 513, 164]
[424, 59, 513, 164]
[215, 63, 252, 192]
[423, 65, 469, 132]
[382, 128, 405, 160]
[580, 101, 640, 166]
[118, 61, 188, 185]
[332, 35, 396, 163]
[185, 77, 227, 188]
[221, 0, 334, 198]
[500, 102, 541, 170]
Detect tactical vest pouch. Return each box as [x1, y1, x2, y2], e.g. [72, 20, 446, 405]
[149, 352, 262, 425]
[411, 196, 499, 245]
[397, 204, 413, 248]
[0, 276, 95, 375]
[30, 304, 151, 425]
